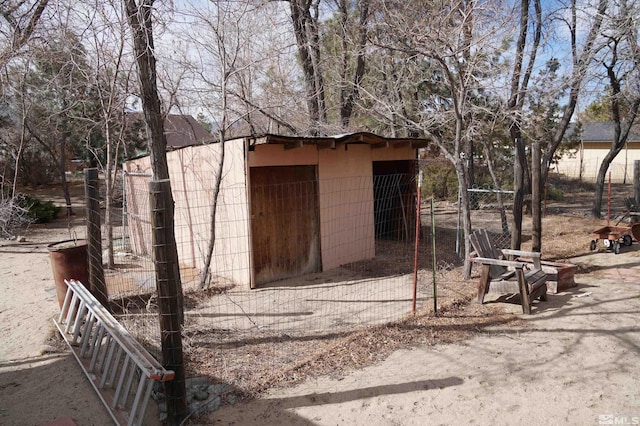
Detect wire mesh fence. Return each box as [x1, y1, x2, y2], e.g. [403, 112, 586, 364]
[60, 163, 543, 411]
[29, 157, 540, 424]
[34, 160, 493, 422]
[467, 187, 514, 250]
[92, 169, 467, 395]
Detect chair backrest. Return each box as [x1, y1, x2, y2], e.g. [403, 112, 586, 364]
[470, 229, 507, 278]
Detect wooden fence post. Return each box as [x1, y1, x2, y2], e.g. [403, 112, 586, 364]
[84, 168, 109, 309]
[149, 179, 187, 424]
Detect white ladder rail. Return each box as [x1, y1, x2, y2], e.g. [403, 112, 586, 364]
[54, 279, 174, 426]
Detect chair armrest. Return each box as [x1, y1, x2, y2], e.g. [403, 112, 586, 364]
[502, 250, 542, 269]
[501, 249, 541, 258]
[472, 257, 525, 269]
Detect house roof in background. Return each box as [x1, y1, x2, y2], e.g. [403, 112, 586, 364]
[129, 113, 213, 149]
[164, 114, 213, 148]
[570, 121, 640, 143]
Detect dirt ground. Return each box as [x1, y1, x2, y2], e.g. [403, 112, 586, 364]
[211, 249, 640, 425]
[1, 183, 640, 425]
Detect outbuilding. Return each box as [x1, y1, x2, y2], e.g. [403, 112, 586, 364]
[124, 132, 428, 289]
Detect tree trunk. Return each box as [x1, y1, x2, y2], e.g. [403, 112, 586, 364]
[289, 0, 326, 133]
[541, 0, 607, 185]
[507, 0, 543, 250]
[125, 0, 170, 180]
[512, 135, 526, 249]
[59, 130, 73, 217]
[339, 0, 369, 128]
[593, 158, 613, 218]
[592, 44, 640, 217]
[125, 1, 187, 423]
[454, 159, 472, 279]
[532, 138, 541, 252]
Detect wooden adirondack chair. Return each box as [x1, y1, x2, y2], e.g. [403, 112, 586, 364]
[470, 229, 548, 314]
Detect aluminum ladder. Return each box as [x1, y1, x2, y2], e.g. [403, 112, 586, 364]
[53, 279, 174, 426]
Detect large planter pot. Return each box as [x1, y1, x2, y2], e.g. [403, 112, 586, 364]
[48, 239, 89, 309]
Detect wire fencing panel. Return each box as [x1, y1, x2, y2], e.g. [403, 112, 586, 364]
[109, 169, 465, 396]
[188, 175, 425, 331]
[467, 187, 514, 250]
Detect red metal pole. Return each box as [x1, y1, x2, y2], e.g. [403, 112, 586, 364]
[412, 170, 423, 315]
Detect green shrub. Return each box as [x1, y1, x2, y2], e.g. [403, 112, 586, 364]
[18, 195, 61, 223]
[421, 162, 459, 201]
[545, 185, 564, 201]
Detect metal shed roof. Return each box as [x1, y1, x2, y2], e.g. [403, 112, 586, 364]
[248, 132, 430, 150]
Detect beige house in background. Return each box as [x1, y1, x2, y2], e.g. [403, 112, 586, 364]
[124, 133, 428, 289]
[555, 122, 640, 183]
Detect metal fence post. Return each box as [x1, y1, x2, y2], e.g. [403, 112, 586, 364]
[431, 198, 438, 316]
[412, 170, 422, 314]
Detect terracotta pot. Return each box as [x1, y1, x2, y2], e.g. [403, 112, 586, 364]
[48, 239, 89, 309]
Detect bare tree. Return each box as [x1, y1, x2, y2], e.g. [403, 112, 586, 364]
[507, 0, 542, 250]
[0, 0, 49, 214]
[125, 0, 170, 179]
[323, 0, 371, 130]
[0, 0, 49, 68]
[540, 0, 608, 184]
[367, 0, 515, 277]
[178, 1, 244, 287]
[506, 0, 607, 249]
[265, 0, 372, 134]
[124, 1, 186, 422]
[20, 29, 96, 217]
[81, 0, 138, 267]
[286, 0, 327, 133]
[592, 0, 640, 217]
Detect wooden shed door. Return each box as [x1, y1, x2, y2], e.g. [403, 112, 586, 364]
[250, 165, 321, 287]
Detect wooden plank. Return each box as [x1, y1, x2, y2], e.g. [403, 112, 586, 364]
[250, 165, 321, 285]
[472, 257, 525, 269]
[517, 269, 532, 314]
[470, 230, 505, 278]
[503, 249, 541, 268]
[477, 264, 491, 304]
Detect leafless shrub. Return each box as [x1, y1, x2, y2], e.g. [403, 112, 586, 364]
[0, 197, 32, 239]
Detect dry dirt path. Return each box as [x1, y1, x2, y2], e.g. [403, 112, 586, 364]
[211, 249, 640, 425]
[0, 222, 112, 426]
